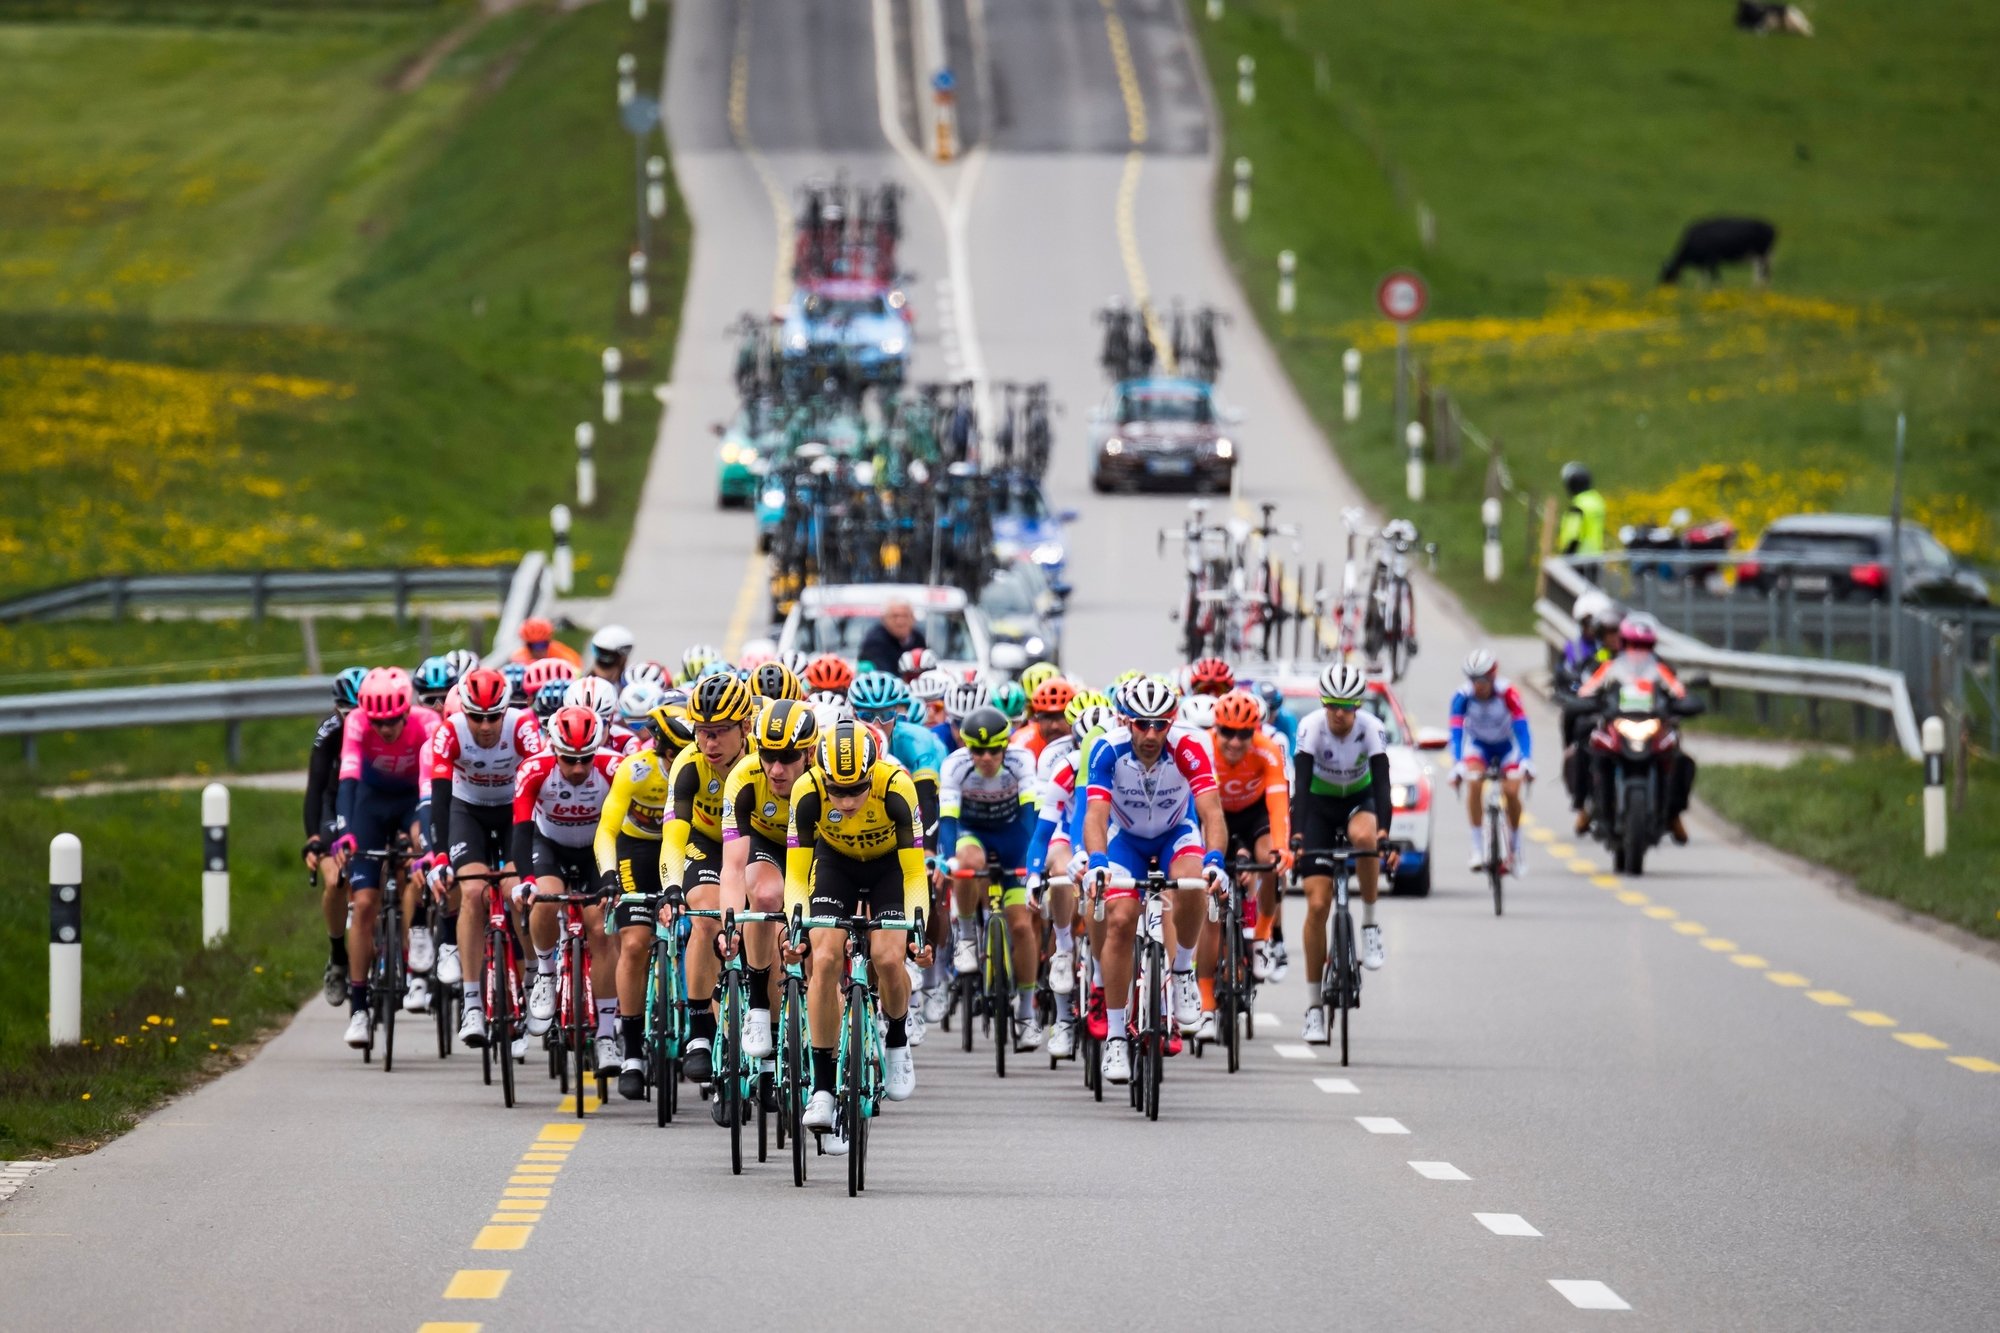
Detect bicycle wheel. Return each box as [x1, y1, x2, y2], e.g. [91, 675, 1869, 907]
[435, 953, 453, 1060]
[1487, 805, 1506, 916]
[722, 973, 744, 1175]
[1145, 938, 1165, 1121]
[1221, 899, 1242, 1075]
[569, 937, 590, 1118]
[650, 939, 677, 1127]
[957, 964, 976, 1054]
[493, 939, 517, 1110]
[380, 906, 400, 1073]
[986, 910, 1010, 1079]
[845, 994, 867, 1198]
[1331, 907, 1354, 1068]
[783, 982, 807, 1187]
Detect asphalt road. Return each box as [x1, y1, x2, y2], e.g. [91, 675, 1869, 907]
[6, 4, 1997, 1329]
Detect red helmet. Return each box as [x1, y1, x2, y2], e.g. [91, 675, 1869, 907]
[1188, 657, 1235, 696]
[1212, 689, 1263, 731]
[519, 617, 556, 645]
[1030, 677, 1078, 716]
[359, 667, 414, 721]
[897, 647, 937, 680]
[546, 705, 603, 759]
[804, 653, 856, 695]
[1618, 615, 1659, 649]
[459, 667, 509, 715]
[523, 657, 575, 693]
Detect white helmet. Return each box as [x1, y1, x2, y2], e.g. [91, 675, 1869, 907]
[1462, 649, 1498, 680]
[618, 679, 664, 724]
[1178, 694, 1216, 730]
[564, 676, 619, 724]
[626, 659, 668, 690]
[1071, 704, 1118, 745]
[1118, 676, 1179, 722]
[442, 648, 480, 681]
[806, 689, 854, 722]
[591, 624, 636, 657]
[944, 680, 990, 722]
[1383, 518, 1418, 544]
[1572, 590, 1617, 628]
[1318, 663, 1368, 705]
[912, 669, 954, 703]
[777, 651, 813, 679]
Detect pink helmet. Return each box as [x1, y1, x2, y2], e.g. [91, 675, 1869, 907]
[523, 657, 576, 693]
[359, 666, 414, 721]
[1618, 614, 1659, 649]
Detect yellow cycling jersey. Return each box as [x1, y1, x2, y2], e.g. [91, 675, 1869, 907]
[659, 742, 750, 886]
[783, 762, 927, 916]
[592, 745, 672, 873]
[722, 754, 793, 844]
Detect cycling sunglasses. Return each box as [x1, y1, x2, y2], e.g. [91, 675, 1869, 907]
[1129, 718, 1172, 733]
[465, 710, 506, 726]
[854, 708, 899, 725]
[694, 724, 740, 742]
[762, 747, 807, 766]
[1321, 699, 1362, 712]
[1217, 726, 1256, 741]
[826, 780, 871, 800]
[368, 714, 407, 730]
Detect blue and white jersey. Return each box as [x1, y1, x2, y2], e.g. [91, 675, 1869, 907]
[1083, 725, 1218, 840]
[1448, 679, 1532, 761]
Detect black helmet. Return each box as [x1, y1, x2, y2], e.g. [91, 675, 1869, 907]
[1561, 462, 1592, 495]
[958, 705, 1012, 750]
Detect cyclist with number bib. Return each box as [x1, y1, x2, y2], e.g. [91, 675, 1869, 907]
[938, 706, 1045, 1051]
[1449, 650, 1533, 874]
[1293, 664, 1397, 1044]
[783, 722, 933, 1154]
[1081, 677, 1229, 1086]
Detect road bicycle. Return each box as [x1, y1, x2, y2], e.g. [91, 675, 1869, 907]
[532, 870, 609, 1119]
[1293, 837, 1377, 1068]
[776, 942, 811, 1187]
[1467, 772, 1528, 917]
[645, 895, 689, 1126]
[949, 864, 1030, 1077]
[1205, 852, 1276, 1074]
[349, 836, 415, 1071]
[1091, 867, 1208, 1122]
[454, 869, 523, 1108]
[685, 907, 788, 1175]
[793, 909, 925, 1196]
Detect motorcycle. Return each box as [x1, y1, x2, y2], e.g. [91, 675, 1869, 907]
[1562, 682, 1705, 876]
[1619, 509, 1737, 593]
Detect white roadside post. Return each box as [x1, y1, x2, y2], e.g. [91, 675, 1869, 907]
[1923, 716, 1947, 857]
[1276, 249, 1296, 315]
[575, 423, 598, 509]
[1405, 421, 1426, 503]
[551, 504, 574, 595]
[1237, 56, 1255, 107]
[616, 53, 637, 106]
[1482, 497, 1504, 583]
[645, 156, 667, 220]
[1232, 157, 1252, 223]
[628, 251, 649, 318]
[1206, 0, 1222, 19]
[1342, 348, 1362, 422]
[600, 347, 623, 424]
[50, 833, 82, 1047]
[202, 783, 230, 947]
[628, 0, 645, 20]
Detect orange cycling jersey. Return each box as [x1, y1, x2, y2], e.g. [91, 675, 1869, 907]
[1212, 732, 1291, 843]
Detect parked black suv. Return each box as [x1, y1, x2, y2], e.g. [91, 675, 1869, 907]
[1738, 514, 1989, 606]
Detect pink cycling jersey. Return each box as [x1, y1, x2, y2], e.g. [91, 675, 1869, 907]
[338, 705, 442, 792]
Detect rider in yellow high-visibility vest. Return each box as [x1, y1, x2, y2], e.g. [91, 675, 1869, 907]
[1558, 462, 1607, 557]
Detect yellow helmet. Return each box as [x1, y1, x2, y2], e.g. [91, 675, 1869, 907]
[815, 719, 877, 787]
[1019, 661, 1060, 695]
[750, 660, 804, 701]
[752, 697, 817, 752]
[1064, 689, 1114, 726]
[646, 689, 695, 752]
[687, 673, 755, 725]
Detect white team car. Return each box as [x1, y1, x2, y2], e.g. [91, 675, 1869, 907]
[777, 583, 1021, 681]
[1250, 667, 1448, 896]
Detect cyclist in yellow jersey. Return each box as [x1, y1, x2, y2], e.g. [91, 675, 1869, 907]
[596, 689, 692, 1100]
[657, 673, 758, 1086]
[718, 698, 817, 1063]
[784, 721, 931, 1132]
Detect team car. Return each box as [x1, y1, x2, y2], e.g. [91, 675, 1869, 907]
[777, 583, 1007, 679]
[1088, 376, 1241, 494]
[778, 279, 910, 388]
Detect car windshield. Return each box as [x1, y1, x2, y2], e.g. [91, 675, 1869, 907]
[996, 481, 1049, 521]
[804, 294, 887, 321]
[979, 572, 1038, 618]
[797, 609, 975, 660]
[1118, 387, 1211, 425]
[1759, 531, 1877, 561]
[1278, 693, 1406, 745]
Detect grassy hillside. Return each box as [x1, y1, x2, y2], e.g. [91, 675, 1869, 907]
[1193, 0, 1998, 626]
[0, 0, 687, 598]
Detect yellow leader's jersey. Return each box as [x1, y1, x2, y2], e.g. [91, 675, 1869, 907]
[659, 742, 750, 887]
[783, 762, 927, 917]
[592, 744, 674, 874]
[722, 754, 793, 844]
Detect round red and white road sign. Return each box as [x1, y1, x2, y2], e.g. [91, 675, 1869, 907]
[1376, 270, 1428, 323]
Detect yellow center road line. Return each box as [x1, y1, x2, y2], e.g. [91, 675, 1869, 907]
[1590, 874, 1620, 888]
[728, 11, 795, 312]
[472, 1225, 532, 1252]
[1948, 1056, 2000, 1073]
[420, 1324, 483, 1333]
[1527, 827, 1556, 844]
[1615, 890, 1648, 906]
[1100, 0, 1175, 372]
[1847, 1010, 1897, 1028]
[1804, 989, 1852, 1006]
[1671, 921, 1707, 935]
[1100, 2, 1149, 144]
[1893, 1032, 1949, 1050]
[1764, 971, 1810, 987]
[1729, 954, 1770, 968]
[444, 1272, 509, 1301]
[1547, 842, 1575, 857]
[1642, 905, 1679, 920]
[1700, 937, 1739, 952]
[418, 1122, 590, 1328]
[1564, 858, 1595, 874]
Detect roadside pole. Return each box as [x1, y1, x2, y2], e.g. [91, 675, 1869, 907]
[202, 784, 229, 947]
[1922, 716, 1946, 856]
[50, 833, 82, 1047]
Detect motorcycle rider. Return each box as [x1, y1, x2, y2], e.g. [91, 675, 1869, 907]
[1558, 591, 1619, 833]
[1577, 614, 1695, 844]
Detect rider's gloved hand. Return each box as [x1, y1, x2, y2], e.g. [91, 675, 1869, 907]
[1085, 850, 1111, 894]
[1201, 849, 1229, 893]
[331, 833, 358, 858]
[1450, 761, 1468, 786]
[596, 867, 622, 900]
[426, 858, 455, 893]
[1516, 759, 1535, 780]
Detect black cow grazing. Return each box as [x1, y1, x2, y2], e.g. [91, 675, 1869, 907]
[1658, 217, 1778, 286]
[1735, 2, 1814, 36]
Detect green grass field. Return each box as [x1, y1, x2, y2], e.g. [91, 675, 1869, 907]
[0, 787, 321, 1156]
[1195, 0, 1999, 629]
[0, 0, 687, 599]
[1705, 751, 2000, 943]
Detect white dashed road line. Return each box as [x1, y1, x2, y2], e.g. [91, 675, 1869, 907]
[1271, 1042, 1318, 1060]
[0, 1162, 48, 1205]
[1312, 1077, 1358, 1094]
[1408, 1160, 1470, 1181]
[1550, 1279, 1631, 1311]
[1475, 1212, 1543, 1237]
[1355, 1116, 1410, 1135]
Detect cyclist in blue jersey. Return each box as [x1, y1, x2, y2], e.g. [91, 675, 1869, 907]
[1448, 649, 1534, 873]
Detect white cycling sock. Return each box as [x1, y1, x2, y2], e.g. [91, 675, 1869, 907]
[1362, 901, 1377, 927]
[953, 914, 977, 942]
[536, 948, 556, 976]
[1172, 945, 1195, 970]
[595, 998, 618, 1037]
[1015, 990, 1035, 1020]
[463, 982, 482, 1009]
[1054, 992, 1074, 1023]
[1054, 924, 1073, 951]
[1105, 1007, 1127, 1036]
[1090, 956, 1103, 986]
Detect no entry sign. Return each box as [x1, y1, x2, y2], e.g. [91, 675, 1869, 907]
[1376, 270, 1428, 323]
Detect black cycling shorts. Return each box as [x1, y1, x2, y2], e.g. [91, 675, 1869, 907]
[1295, 791, 1376, 879]
[612, 831, 663, 930]
[448, 800, 512, 871]
[681, 831, 724, 893]
[1223, 804, 1272, 859]
[746, 829, 785, 870]
[529, 832, 597, 888]
[806, 848, 909, 923]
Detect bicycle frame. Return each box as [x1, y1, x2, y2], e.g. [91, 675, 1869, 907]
[532, 876, 606, 1118]
[1293, 841, 1377, 1067]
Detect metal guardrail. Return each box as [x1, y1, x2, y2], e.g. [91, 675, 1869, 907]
[3, 553, 555, 770]
[0, 564, 517, 624]
[1537, 557, 1923, 759]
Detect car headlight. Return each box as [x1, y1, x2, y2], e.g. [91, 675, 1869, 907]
[1031, 543, 1064, 565]
[1024, 636, 1046, 656]
[787, 332, 807, 351]
[1214, 437, 1234, 459]
[1105, 437, 1123, 455]
[879, 335, 906, 355]
[1391, 783, 1412, 808]
[761, 488, 784, 507]
[719, 443, 740, 464]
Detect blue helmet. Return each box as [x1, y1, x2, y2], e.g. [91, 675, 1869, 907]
[533, 680, 570, 721]
[332, 665, 369, 712]
[1249, 678, 1284, 722]
[849, 671, 911, 717]
[413, 656, 454, 698]
[501, 661, 529, 706]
